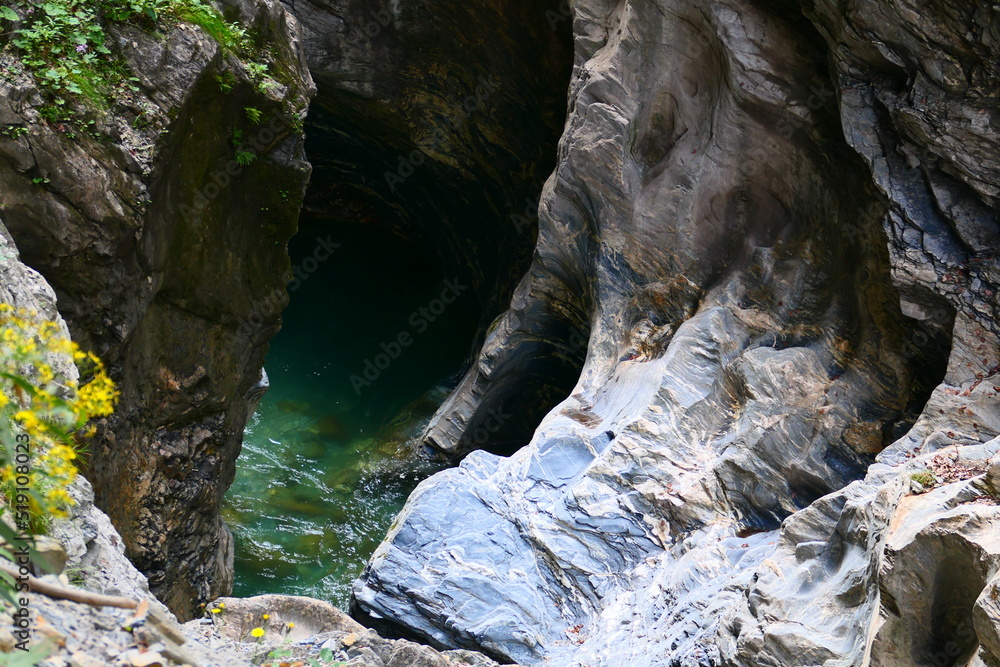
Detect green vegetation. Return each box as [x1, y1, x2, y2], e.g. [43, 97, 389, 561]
[215, 70, 237, 93]
[0, 306, 117, 528]
[0, 305, 117, 603]
[0, 125, 27, 138]
[910, 470, 935, 489]
[0, 0, 269, 108]
[230, 127, 256, 165]
[235, 149, 256, 166]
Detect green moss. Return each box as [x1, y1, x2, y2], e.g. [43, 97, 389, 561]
[910, 471, 935, 488]
[175, 1, 250, 52]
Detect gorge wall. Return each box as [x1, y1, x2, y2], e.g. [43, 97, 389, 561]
[0, 0, 314, 619]
[352, 1, 1000, 665]
[282, 0, 578, 454]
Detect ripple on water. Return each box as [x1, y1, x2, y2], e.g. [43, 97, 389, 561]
[224, 220, 475, 608]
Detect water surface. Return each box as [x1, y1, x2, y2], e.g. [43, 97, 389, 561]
[224, 219, 477, 608]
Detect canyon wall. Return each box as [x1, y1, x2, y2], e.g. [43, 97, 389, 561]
[0, 0, 313, 619]
[353, 1, 1000, 665]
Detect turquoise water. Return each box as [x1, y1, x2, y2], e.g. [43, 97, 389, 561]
[223, 219, 478, 608]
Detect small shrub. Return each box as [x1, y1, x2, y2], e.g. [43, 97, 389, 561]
[0, 0, 269, 110]
[0, 305, 118, 532]
[235, 149, 255, 166]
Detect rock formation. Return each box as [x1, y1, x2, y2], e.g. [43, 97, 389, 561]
[0, 0, 314, 619]
[352, 0, 1000, 665]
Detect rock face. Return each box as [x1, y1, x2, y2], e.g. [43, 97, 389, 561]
[353, 0, 1000, 665]
[0, 229, 248, 665]
[0, 0, 314, 619]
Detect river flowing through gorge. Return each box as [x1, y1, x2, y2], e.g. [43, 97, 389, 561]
[0, 0, 997, 665]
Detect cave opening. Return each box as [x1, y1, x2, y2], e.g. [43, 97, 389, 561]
[224, 0, 576, 607]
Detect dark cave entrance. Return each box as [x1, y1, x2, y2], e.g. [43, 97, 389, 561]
[225, 0, 576, 606]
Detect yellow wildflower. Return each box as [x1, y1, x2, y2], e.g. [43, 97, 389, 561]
[0, 304, 116, 533]
[250, 627, 264, 638]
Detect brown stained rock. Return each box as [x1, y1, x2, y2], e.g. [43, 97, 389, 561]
[32, 536, 69, 577]
[124, 650, 165, 667]
[205, 594, 363, 643]
[179, 595, 510, 667]
[67, 653, 105, 667]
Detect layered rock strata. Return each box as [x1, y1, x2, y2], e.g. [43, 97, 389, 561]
[354, 1, 1000, 665]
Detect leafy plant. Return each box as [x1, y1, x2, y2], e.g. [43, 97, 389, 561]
[235, 149, 255, 166]
[215, 70, 236, 93]
[244, 106, 261, 124]
[0, 0, 270, 111]
[0, 305, 118, 532]
[910, 470, 935, 489]
[261, 646, 347, 667]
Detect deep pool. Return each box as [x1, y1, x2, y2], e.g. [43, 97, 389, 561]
[223, 218, 478, 608]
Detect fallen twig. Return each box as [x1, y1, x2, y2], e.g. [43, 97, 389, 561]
[0, 561, 138, 609]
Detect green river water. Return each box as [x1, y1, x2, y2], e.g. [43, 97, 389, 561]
[223, 219, 478, 608]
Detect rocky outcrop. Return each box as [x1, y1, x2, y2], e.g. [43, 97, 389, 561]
[3, 470, 507, 667]
[182, 594, 514, 667]
[1, 478, 255, 667]
[353, 0, 1000, 665]
[0, 1, 313, 619]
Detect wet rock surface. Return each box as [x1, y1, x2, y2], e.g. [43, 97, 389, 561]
[353, 0, 1000, 665]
